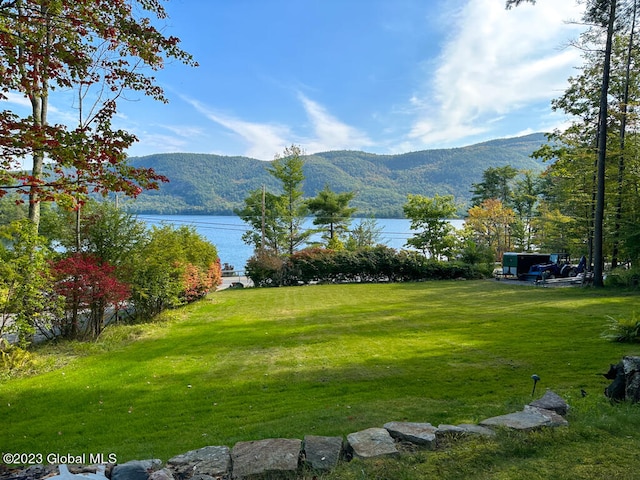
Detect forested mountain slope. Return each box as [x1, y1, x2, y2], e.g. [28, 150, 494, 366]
[125, 133, 548, 217]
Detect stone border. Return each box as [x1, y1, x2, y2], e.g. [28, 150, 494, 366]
[4, 391, 569, 480]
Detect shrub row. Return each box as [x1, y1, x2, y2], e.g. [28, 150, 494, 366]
[246, 246, 489, 287]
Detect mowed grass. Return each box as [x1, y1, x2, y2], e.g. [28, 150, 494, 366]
[2, 280, 640, 478]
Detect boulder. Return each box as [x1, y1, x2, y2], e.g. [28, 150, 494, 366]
[529, 390, 569, 416]
[166, 446, 230, 479]
[231, 438, 301, 479]
[383, 421, 437, 449]
[111, 460, 162, 480]
[480, 406, 568, 431]
[604, 361, 626, 401]
[603, 356, 640, 402]
[303, 435, 343, 471]
[346, 427, 399, 459]
[147, 469, 174, 480]
[623, 356, 640, 403]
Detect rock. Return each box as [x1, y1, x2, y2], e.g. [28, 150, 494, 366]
[623, 356, 640, 403]
[480, 406, 568, 431]
[166, 446, 230, 479]
[231, 438, 301, 479]
[148, 469, 174, 480]
[383, 421, 437, 449]
[346, 427, 399, 459]
[529, 390, 570, 416]
[303, 435, 343, 471]
[604, 361, 626, 401]
[111, 460, 161, 480]
[0, 465, 58, 480]
[455, 424, 496, 437]
[436, 424, 466, 439]
[47, 465, 108, 480]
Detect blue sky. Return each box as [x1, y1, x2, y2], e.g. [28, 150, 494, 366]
[5, 0, 588, 161]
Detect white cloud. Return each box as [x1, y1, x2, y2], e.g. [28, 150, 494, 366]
[2, 92, 32, 108]
[298, 94, 375, 152]
[126, 134, 187, 156]
[183, 97, 291, 160]
[181, 93, 375, 159]
[157, 124, 206, 139]
[406, 0, 586, 148]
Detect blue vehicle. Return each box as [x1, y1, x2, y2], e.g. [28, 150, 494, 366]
[524, 254, 586, 281]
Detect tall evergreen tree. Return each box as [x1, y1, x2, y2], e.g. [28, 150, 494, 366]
[403, 194, 458, 260]
[268, 145, 312, 255]
[237, 145, 310, 256]
[306, 185, 356, 248]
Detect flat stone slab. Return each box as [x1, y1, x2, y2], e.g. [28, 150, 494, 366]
[167, 445, 230, 478]
[436, 424, 466, 439]
[303, 435, 343, 471]
[480, 406, 568, 431]
[383, 421, 437, 449]
[529, 390, 569, 416]
[347, 427, 399, 459]
[231, 438, 301, 479]
[456, 424, 496, 437]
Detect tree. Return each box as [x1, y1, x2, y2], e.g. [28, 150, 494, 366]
[403, 194, 458, 260]
[346, 217, 383, 251]
[50, 253, 130, 338]
[530, 3, 640, 270]
[511, 170, 543, 251]
[592, 0, 619, 287]
[237, 187, 288, 255]
[0, 0, 195, 230]
[507, 0, 635, 286]
[237, 145, 311, 257]
[0, 219, 63, 345]
[47, 200, 147, 265]
[611, 0, 638, 268]
[129, 224, 220, 319]
[470, 165, 519, 207]
[466, 199, 516, 261]
[306, 185, 356, 248]
[268, 145, 312, 255]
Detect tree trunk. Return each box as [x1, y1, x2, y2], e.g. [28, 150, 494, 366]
[612, 0, 637, 269]
[593, 0, 618, 287]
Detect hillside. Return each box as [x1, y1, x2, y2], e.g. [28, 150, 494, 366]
[124, 133, 548, 217]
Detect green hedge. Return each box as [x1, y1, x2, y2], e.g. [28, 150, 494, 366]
[246, 246, 486, 287]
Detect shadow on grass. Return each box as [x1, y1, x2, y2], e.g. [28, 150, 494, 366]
[1, 281, 636, 462]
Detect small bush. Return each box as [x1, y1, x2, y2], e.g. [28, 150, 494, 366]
[0, 339, 34, 378]
[246, 251, 285, 287]
[605, 267, 640, 289]
[603, 313, 640, 343]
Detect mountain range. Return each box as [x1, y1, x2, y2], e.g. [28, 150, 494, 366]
[125, 133, 549, 218]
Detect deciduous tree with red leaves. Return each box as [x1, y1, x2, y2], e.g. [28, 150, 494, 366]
[0, 0, 196, 230]
[50, 252, 130, 338]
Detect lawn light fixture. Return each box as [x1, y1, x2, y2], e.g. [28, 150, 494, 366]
[531, 374, 540, 396]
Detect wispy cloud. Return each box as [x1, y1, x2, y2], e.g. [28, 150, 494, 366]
[298, 94, 375, 153]
[129, 132, 191, 156]
[2, 92, 32, 108]
[405, 0, 585, 148]
[182, 93, 374, 159]
[183, 96, 291, 160]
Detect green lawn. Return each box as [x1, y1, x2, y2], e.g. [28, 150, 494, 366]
[2, 280, 640, 479]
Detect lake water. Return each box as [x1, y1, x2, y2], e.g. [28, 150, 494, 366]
[138, 215, 465, 271]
